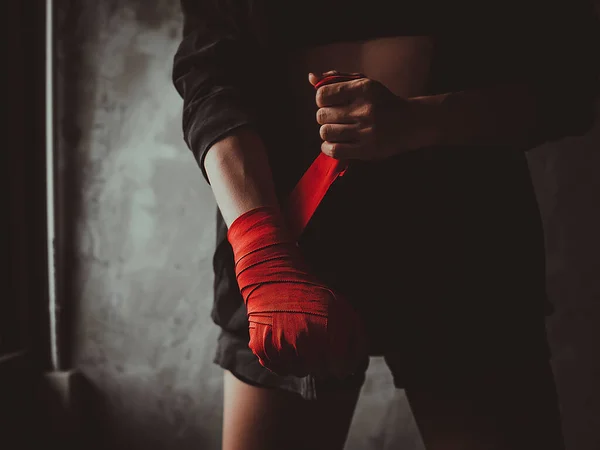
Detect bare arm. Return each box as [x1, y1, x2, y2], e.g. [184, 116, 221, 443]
[410, 83, 539, 149]
[314, 14, 598, 161]
[418, 4, 600, 151]
[172, 0, 275, 212]
[204, 128, 279, 227]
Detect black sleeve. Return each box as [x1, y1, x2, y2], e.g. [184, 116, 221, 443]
[522, 0, 600, 146]
[172, 0, 270, 182]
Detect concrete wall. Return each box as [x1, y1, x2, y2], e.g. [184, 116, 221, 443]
[55, 1, 600, 449]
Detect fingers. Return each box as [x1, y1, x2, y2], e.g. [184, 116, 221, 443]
[321, 141, 362, 160]
[316, 102, 374, 161]
[308, 70, 364, 87]
[249, 309, 365, 380]
[250, 315, 326, 378]
[249, 323, 275, 370]
[319, 123, 362, 143]
[315, 77, 365, 107]
[308, 71, 328, 86]
[319, 122, 371, 159]
[316, 106, 356, 125]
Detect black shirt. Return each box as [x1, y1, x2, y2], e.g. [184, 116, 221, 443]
[172, 0, 600, 347]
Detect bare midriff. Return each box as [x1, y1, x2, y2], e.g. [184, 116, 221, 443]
[282, 36, 435, 122]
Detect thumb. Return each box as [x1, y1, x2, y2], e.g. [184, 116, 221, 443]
[308, 72, 324, 87]
[308, 70, 341, 86]
[308, 71, 365, 88]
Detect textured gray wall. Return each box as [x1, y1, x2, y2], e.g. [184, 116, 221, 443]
[55, 1, 599, 449]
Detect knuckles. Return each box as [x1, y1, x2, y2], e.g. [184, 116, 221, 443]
[359, 103, 374, 122]
[356, 77, 375, 95]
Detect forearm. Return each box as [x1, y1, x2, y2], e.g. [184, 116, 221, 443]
[204, 127, 279, 227]
[410, 83, 540, 149]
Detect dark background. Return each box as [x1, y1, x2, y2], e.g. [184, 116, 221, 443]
[2, 1, 599, 449]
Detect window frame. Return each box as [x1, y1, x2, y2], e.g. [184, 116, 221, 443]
[2, 0, 52, 371]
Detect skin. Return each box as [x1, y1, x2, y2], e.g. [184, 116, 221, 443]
[223, 371, 361, 450]
[310, 70, 439, 159]
[203, 36, 563, 450]
[310, 71, 538, 161]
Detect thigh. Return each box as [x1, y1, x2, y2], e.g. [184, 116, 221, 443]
[404, 355, 565, 450]
[222, 370, 361, 450]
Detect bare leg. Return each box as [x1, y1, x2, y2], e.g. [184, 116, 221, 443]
[222, 370, 361, 450]
[404, 356, 565, 450]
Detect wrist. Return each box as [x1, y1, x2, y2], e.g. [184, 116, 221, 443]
[406, 94, 446, 150]
[227, 205, 293, 258]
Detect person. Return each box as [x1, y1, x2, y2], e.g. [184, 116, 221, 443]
[172, 1, 600, 449]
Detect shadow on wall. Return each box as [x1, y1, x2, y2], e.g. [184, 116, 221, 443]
[54, 0, 220, 449]
[73, 374, 213, 450]
[52, 0, 600, 449]
[54, 0, 184, 371]
[32, 371, 212, 450]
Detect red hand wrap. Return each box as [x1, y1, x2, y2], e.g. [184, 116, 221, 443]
[284, 74, 362, 239]
[227, 74, 366, 378]
[228, 206, 365, 377]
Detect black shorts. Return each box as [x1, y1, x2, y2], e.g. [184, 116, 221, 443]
[211, 148, 553, 399]
[213, 307, 552, 400]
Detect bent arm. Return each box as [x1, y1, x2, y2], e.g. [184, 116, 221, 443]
[411, 1, 600, 151]
[410, 83, 541, 149]
[172, 0, 279, 224]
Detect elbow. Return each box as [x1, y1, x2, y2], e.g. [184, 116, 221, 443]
[564, 106, 597, 138]
[549, 103, 596, 142]
[530, 85, 599, 147]
[182, 93, 259, 183]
